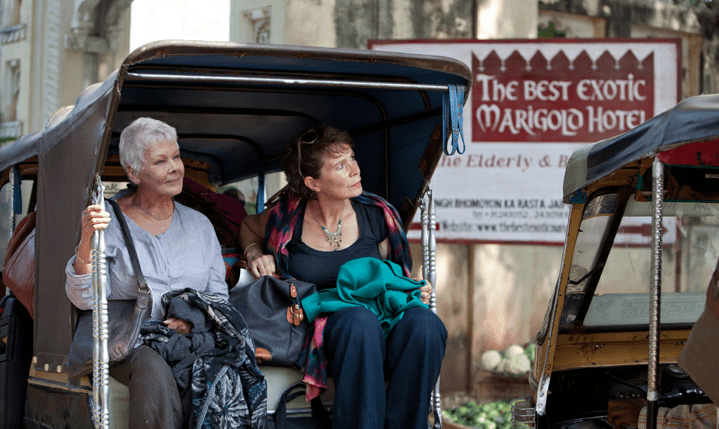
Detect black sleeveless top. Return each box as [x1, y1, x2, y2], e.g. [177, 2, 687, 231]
[285, 200, 389, 290]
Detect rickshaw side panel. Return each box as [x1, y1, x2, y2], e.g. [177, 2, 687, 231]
[33, 77, 117, 373]
[24, 383, 93, 429]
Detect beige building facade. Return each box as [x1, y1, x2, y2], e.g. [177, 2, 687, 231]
[0, 0, 131, 142]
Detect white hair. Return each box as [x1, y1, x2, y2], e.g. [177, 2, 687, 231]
[119, 117, 178, 182]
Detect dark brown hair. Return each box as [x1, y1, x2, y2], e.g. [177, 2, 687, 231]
[281, 125, 354, 200]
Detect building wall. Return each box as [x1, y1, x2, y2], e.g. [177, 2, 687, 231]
[0, 0, 34, 139]
[0, 0, 131, 143]
[540, 0, 714, 96]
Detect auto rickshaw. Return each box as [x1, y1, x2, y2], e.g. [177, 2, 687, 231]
[512, 94, 719, 429]
[0, 41, 472, 428]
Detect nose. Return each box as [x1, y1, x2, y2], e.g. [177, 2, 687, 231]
[169, 157, 183, 173]
[350, 159, 360, 176]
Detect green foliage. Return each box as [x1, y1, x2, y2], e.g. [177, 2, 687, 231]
[537, 22, 566, 39]
[442, 400, 513, 429]
[524, 343, 536, 363]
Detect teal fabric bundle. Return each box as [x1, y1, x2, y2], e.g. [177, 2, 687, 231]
[302, 257, 428, 338]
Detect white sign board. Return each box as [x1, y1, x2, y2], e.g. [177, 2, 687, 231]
[370, 39, 681, 243]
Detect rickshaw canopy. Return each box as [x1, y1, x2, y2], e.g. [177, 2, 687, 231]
[564, 93, 719, 202]
[0, 41, 471, 372]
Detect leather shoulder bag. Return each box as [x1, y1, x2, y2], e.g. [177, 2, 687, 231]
[67, 199, 152, 379]
[229, 274, 315, 366]
[2, 211, 36, 316]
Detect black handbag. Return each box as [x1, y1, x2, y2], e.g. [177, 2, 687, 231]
[67, 199, 152, 379]
[228, 275, 316, 366]
[270, 383, 329, 429]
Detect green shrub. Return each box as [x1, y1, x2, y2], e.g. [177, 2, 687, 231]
[442, 400, 513, 429]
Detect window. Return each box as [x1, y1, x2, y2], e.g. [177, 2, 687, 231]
[584, 198, 717, 328]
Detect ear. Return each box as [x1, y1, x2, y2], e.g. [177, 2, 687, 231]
[126, 166, 140, 185]
[304, 176, 321, 194]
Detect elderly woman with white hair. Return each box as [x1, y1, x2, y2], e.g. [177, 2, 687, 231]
[65, 117, 229, 429]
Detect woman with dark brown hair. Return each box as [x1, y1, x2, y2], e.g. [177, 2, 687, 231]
[240, 124, 446, 429]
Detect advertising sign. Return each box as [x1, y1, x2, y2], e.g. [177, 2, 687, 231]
[369, 39, 681, 243]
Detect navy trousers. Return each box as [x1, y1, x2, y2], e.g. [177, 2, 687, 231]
[324, 306, 447, 429]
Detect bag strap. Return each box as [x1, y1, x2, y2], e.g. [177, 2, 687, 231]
[107, 199, 151, 297]
[275, 383, 327, 429]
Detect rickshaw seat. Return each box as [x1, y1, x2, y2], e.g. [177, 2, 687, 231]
[92, 366, 334, 428]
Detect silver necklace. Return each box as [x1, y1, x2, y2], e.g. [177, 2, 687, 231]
[135, 197, 174, 221]
[320, 220, 343, 250]
[316, 205, 345, 251]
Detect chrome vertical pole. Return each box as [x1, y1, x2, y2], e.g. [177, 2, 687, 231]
[91, 177, 109, 429]
[422, 190, 442, 428]
[647, 158, 663, 429]
[7, 167, 15, 296]
[8, 166, 15, 232]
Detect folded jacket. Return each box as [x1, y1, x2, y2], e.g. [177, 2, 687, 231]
[302, 257, 428, 337]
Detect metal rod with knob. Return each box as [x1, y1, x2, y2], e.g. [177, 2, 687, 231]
[91, 177, 109, 429]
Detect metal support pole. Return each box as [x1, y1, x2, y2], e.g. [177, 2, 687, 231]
[421, 190, 442, 428]
[8, 166, 15, 233]
[7, 167, 15, 296]
[91, 177, 109, 429]
[647, 158, 664, 429]
[126, 72, 452, 92]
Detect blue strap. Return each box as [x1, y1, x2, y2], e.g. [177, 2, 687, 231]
[442, 90, 449, 153]
[12, 165, 21, 214]
[443, 85, 466, 155]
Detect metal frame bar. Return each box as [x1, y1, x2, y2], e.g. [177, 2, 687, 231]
[125, 72, 452, 92]
[647, 158, 664, 429]
[91, 177, 109, 429]
[8, 166, 15, 233]
[6, 166, 14, 297]
[421, 190, 442, 428]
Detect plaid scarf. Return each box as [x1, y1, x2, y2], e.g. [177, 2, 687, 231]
[264, 191, 413, 279]
[264, 191, 414, 400]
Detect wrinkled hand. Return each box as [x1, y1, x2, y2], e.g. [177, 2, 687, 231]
[81, 204, 111, 240]
[413, 280, 432, 305]
[607, 398, 645, 429]
[164, 317, 192, 335]
[247, 253, 278, 279]
[74, 205, 111, 272]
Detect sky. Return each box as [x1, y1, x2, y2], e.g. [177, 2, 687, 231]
[129, 0, 231, 51]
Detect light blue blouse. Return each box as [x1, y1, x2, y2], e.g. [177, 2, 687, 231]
[65, 194, 229, 320]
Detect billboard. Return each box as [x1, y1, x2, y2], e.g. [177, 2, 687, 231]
[369, 39, 681, 244]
